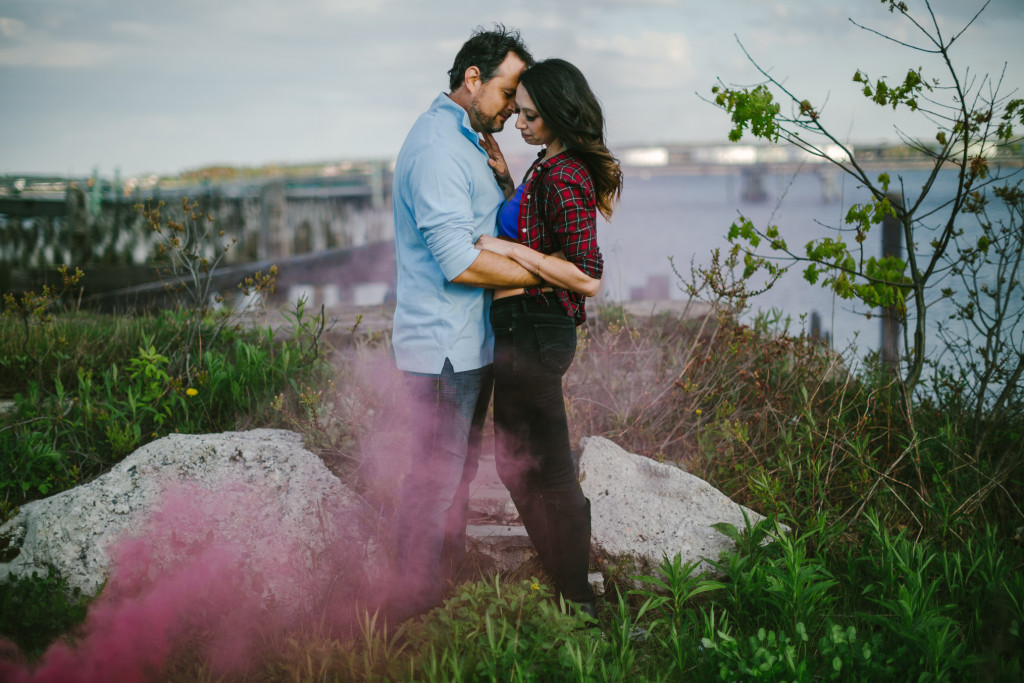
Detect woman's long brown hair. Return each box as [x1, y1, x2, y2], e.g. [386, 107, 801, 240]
[520, 58, 623, 220]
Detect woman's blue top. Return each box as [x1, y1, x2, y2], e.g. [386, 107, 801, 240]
[498, 184, 526, 239]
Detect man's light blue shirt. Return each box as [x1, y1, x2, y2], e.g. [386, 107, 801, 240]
[392, 93, 503, 374]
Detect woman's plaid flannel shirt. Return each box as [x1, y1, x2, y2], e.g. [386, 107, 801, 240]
[514, 150, 604, 325]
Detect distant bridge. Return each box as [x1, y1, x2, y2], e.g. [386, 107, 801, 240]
[0, 163, 394, 303]
[72, 241, 395, 314]
[6, 143, 1021, 306]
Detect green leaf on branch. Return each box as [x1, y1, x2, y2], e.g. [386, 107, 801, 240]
[728, 216, 762, 247]
[862, 255, 910, 313]
[712, 84, 781, 142]
[997, 99, 1024, 140]
[845, 198, 897, 236]
[742, 252, 759, 278]
[805, 237, 849, 264]
[764, 224, 788, 250]
[832, 272, 855, 300]
[854, 67, 931, 112]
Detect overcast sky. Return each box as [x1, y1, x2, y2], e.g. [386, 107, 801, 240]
[1, 0, 1021, 178]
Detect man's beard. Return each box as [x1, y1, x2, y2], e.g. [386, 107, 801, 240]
[469, 99, 505, 134]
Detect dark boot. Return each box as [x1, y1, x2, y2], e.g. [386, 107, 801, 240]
[572, 600, 597, 620]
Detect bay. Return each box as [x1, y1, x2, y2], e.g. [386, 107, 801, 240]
[597, 165, 1014, 367]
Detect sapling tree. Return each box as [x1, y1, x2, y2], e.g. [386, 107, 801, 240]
[709, 0, 1023, 411]
[2, 264, 84, 356]
[135, 197, 239, 383]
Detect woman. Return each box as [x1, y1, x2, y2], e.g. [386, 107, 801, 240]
[475, 58, 623, 618]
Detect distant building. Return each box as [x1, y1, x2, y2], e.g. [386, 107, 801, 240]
[622, 147, 670, 167]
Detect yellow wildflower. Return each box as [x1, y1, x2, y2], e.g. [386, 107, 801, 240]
[186, 388, 198, 397]
[531, 582, 540, 591]
[695, 409, 702, 416]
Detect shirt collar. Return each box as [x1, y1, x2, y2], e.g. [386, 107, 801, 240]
[432, 92, 484, 149]
[532, 147, 570, 171]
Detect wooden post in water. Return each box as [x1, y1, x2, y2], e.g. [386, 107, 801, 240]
[880, 194, 903, 374]
[809, 310, 829, 345]
[370, 161, 385, 210]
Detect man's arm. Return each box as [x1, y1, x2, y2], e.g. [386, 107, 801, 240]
[452, 250, 543, 288]
[475, 236, 600, 296]
[408, 145, 536, 289]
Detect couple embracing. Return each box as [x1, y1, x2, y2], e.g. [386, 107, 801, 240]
[388, 25, 623, 622]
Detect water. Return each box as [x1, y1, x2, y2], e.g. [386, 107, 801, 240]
[597, 166, 1014, 366]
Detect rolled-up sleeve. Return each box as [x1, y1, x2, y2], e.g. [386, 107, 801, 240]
[407, 147, 481, 282]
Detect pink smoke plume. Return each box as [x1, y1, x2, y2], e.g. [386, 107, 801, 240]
[0, 347, 521, 681]
[0, 479, 373, 682]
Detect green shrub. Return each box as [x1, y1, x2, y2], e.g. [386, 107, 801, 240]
[0, 567, 90, 658]
[0, 300, 341, 521]
[399, 577, 595, 682]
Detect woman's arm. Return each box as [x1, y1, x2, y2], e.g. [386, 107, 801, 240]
[541, 164, 604, 296]
[475, 235, 601, 297]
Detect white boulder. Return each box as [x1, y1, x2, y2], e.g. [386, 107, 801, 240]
[0, 429, 368, 598]
[579, 436, 768, 574]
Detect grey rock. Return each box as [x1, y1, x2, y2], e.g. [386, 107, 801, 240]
[0, 429, 768, 605]
[579, 436, 768, 575]
[0, 429, 368, 598]
[466, 523, 534, 574]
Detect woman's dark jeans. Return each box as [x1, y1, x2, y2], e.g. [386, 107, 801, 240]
[490, 293, 594, 604]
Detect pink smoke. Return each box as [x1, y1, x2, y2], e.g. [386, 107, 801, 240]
[0, 479, 373, 682]
[351, 352, 418, 515]
[0, 345, 544, 681]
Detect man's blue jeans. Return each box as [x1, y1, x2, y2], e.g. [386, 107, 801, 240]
[393, 358, 493, 611]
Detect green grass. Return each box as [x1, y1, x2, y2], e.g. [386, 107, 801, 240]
[0, 299, 342, 518]
[1, 299, 1021, 681]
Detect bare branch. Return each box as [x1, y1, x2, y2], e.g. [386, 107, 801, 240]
[948, 0, 992, 47]
[848, 13, 941, 54]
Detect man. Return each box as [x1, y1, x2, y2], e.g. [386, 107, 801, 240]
[388, 26, 539, 618]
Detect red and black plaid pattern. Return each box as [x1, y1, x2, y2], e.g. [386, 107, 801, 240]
[517, 151, 604, 325]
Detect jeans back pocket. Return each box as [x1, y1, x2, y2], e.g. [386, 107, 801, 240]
[534, 321, 576, 375]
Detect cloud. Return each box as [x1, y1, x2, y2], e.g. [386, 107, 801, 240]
[108, 21, 158, 39]
[516, 11, 570, 32]
[0, 16, 27, 37]
[0, 8, 123, 69]
[1, 0, 1019, 175]
[560, 0, 680, 7]
[312, 0, 394, 14]
[0, 40, 115, 68]
[578, 31, 694, 89]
